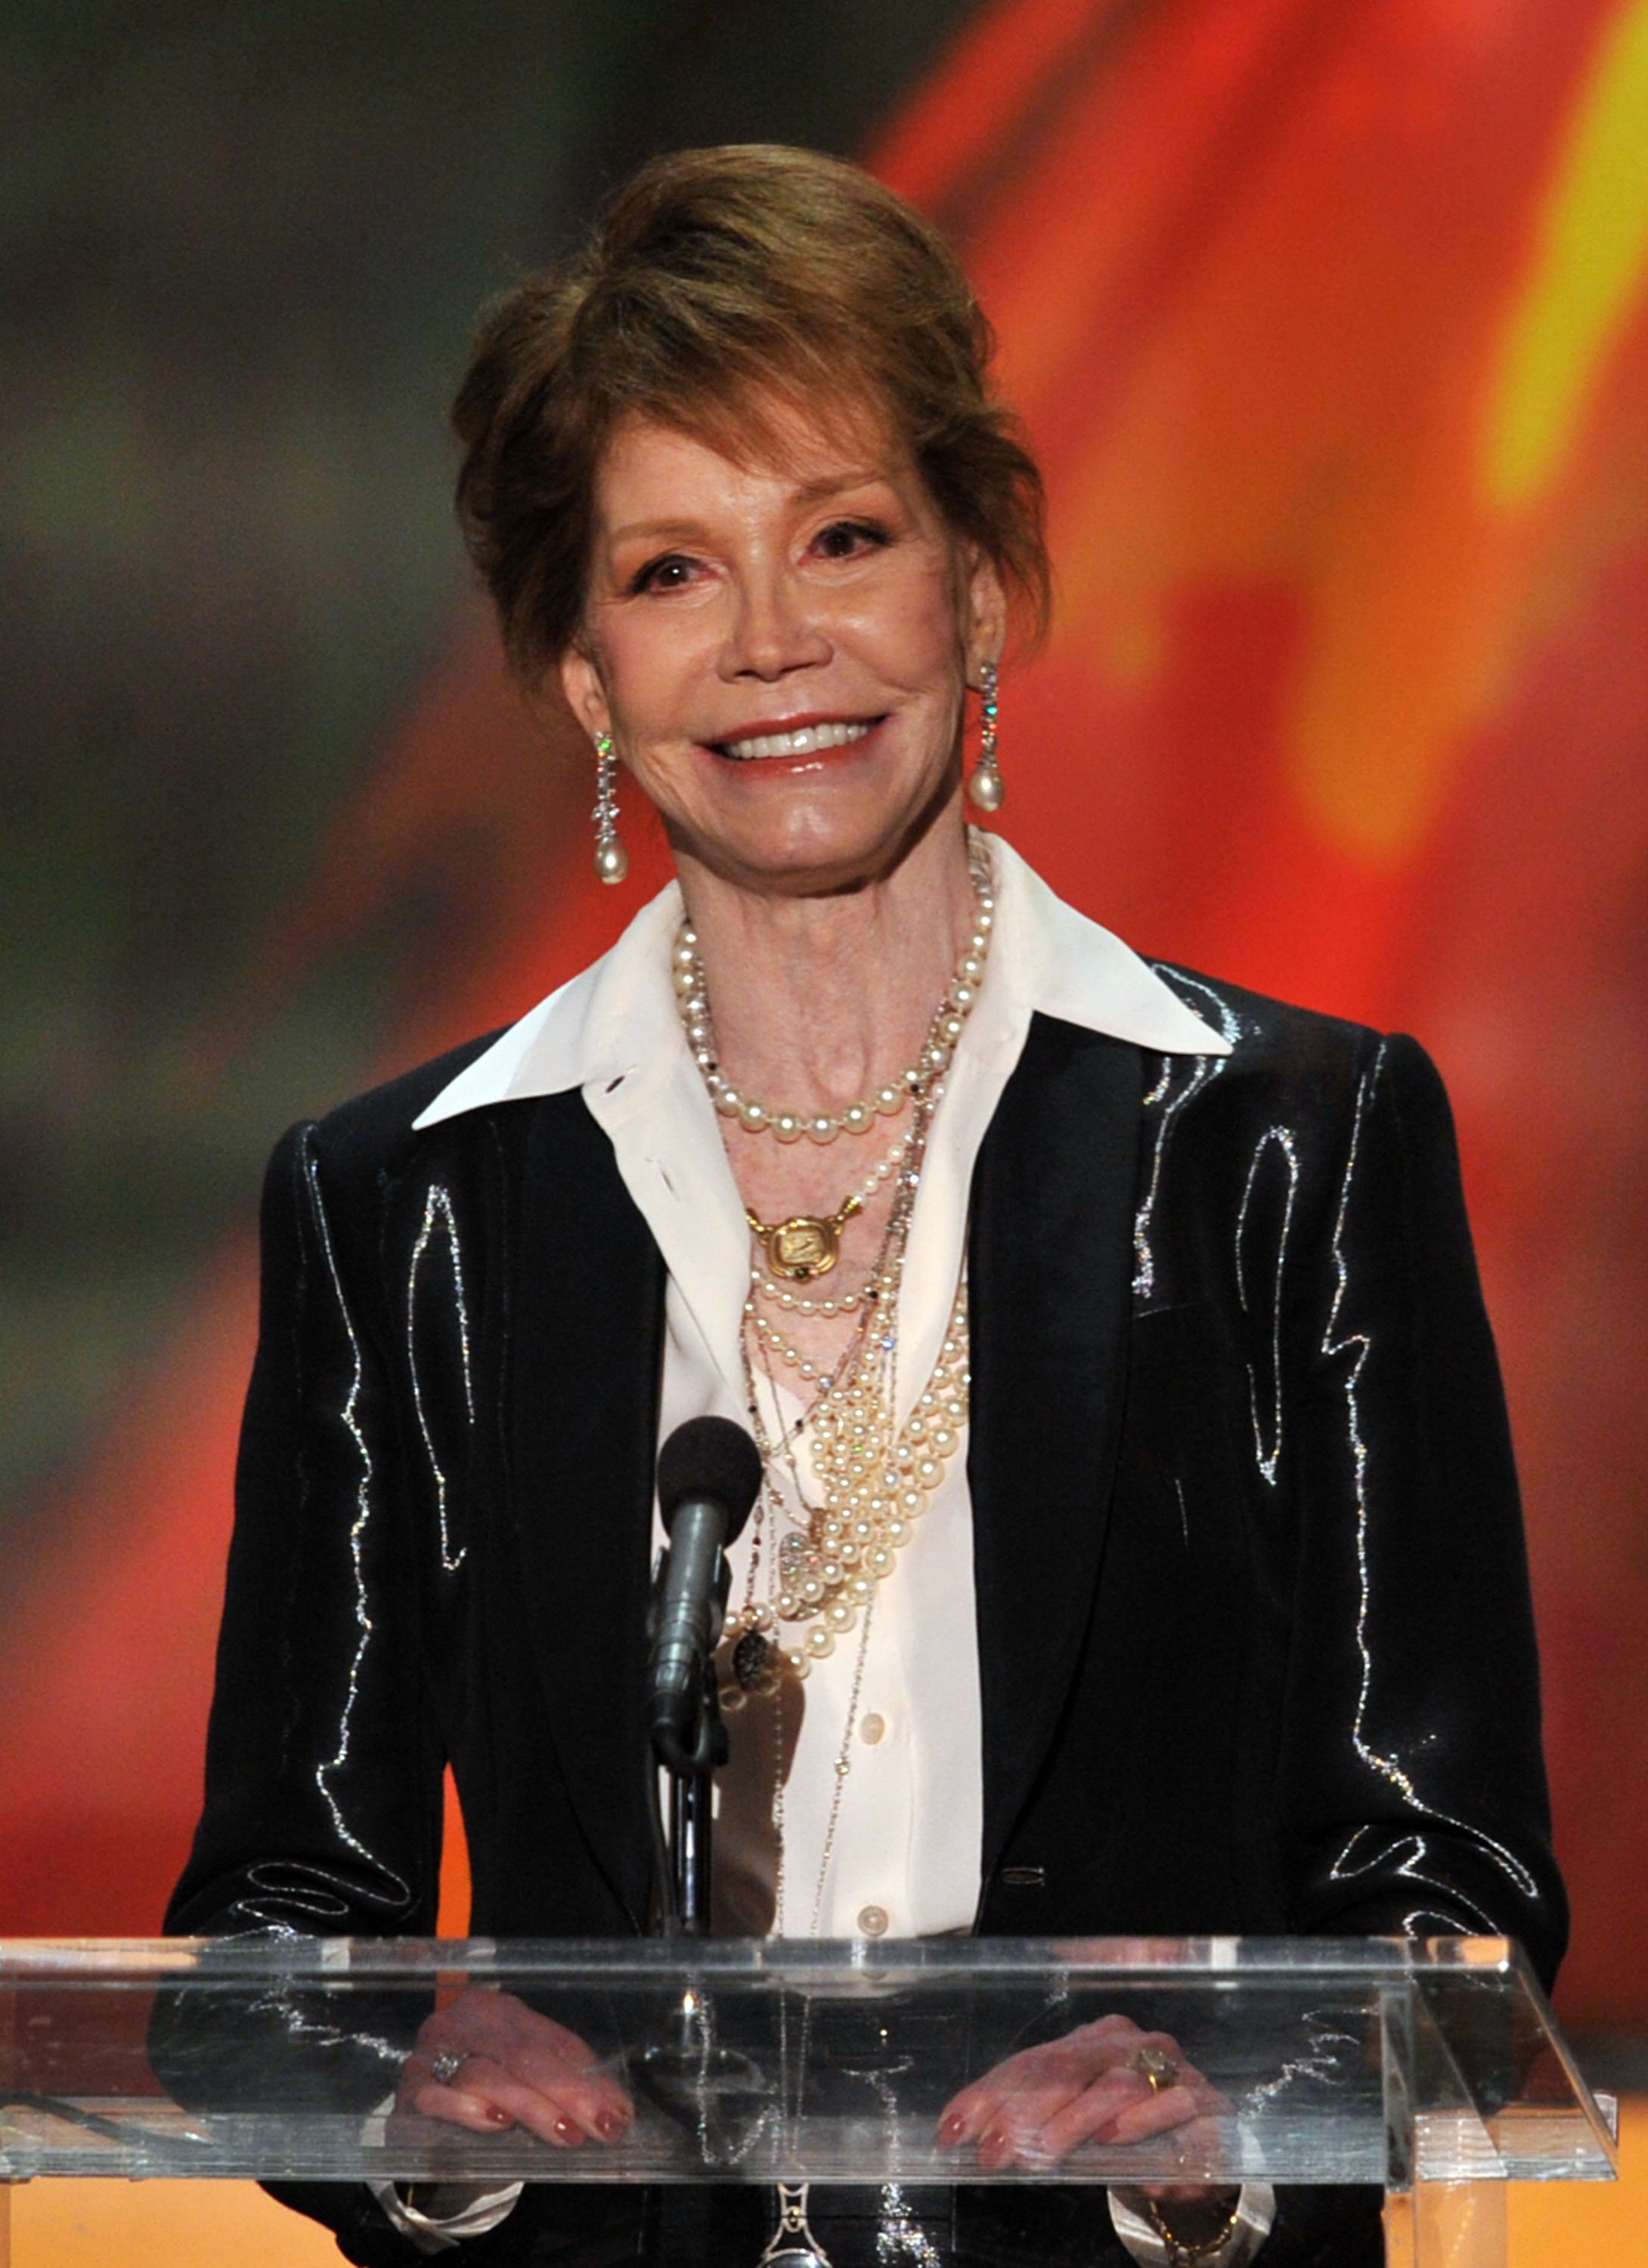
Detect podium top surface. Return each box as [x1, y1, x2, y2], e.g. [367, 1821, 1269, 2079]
[0, 1930, 1556, 1978]
[0, 1935, 1615, 2190]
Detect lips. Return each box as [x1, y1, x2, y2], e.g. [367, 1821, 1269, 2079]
[717, 718, 877, 761]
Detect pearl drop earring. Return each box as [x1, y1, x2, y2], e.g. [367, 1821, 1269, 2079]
[592, 732, 628, 883]
[968, 660, 1004, 812]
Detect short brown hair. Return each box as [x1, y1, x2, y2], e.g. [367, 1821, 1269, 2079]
[452, 144, 1049, 681]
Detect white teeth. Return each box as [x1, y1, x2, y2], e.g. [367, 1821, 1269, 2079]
[722, 720, 873, 761]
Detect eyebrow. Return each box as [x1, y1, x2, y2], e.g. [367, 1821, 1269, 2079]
[606, 518, 709, 547]
[606, 470, 894, 550]
[792, 466, 889, 503]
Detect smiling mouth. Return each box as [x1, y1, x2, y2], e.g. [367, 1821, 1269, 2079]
[716, 719, 878, 761]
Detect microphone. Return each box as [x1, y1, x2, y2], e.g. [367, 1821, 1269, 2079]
[648, 1417, 764, 1775]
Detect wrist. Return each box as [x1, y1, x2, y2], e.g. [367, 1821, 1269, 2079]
[1147, 2189, 1244, 2263]
[1108, 2183, 1276, 2268]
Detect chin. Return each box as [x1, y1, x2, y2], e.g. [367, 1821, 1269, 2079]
[699, 768, 961, 889]
[716, 807, 937, 895]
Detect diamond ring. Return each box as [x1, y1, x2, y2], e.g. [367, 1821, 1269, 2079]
[1132, 2044, 1180, 2093]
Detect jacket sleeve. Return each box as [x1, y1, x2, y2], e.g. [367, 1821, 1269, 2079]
[1274, 1032, 1567, 1987]
[166, 1117, 445, 1943]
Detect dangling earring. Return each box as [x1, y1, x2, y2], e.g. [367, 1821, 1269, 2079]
[592, 732, 628, 883]
[968, 661, 1004, 813]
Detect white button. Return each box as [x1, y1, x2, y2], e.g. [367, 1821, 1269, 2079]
[860, 1712, 886, 1746]
[857, 1904, 890, 1938]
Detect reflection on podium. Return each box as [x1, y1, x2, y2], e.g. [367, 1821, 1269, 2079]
[0, 1935, 1616, 2266]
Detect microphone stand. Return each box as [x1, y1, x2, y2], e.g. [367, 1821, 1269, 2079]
[663, 1659, 727, 1936]
[638, 1641, 770, 2175]
[637, 1419, 775, 2180]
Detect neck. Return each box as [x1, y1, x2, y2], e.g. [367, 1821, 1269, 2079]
[676, 806, 981, 1116]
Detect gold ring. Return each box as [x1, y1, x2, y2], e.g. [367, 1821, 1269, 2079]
[1132, 2044, 1179, 2094]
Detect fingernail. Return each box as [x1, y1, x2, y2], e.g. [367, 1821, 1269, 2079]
[596, 2109, 624, 2141]
[940, 2114, 965, 2144]
[485, 2105, 511, 2127]
[554, 2116, 579, 2144]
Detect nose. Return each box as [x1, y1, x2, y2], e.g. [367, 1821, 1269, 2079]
[717, 567, 832, 681]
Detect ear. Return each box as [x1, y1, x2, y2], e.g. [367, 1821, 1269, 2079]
[558, 641, 613, 746]
[963, 552, 1009, 686]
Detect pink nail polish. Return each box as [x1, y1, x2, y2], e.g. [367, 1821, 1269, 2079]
[554, 2116, 578, 2144]
[597, 2108, 624, 2140]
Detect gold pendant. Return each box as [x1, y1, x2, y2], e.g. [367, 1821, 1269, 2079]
[746, 1194, 860, 1281]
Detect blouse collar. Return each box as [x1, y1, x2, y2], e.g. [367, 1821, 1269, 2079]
[411, 835, 1231, 1133]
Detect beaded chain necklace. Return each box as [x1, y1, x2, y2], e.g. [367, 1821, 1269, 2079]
[672, 846, 996, 1285]
[727, 1083, 969, 1689]
[677, 842, 993, 1947]
[675, 839, 993, 1949]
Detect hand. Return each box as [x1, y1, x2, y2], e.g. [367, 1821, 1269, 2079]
[937, 2012, 1229, 2180]
[392, 1988, 633, 2149]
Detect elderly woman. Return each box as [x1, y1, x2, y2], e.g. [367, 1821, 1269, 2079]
[166, 147, 1565, 2267]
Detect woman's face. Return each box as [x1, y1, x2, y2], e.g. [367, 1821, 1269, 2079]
[559, 399, 1005, 897]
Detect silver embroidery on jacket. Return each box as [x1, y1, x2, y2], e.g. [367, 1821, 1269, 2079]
[1134, 971, 1241, 1300]
[1236, 1126, 1299, 1486]
[407, 1183, 474, 1573]
[1323, 1046, 1535, 1902]
[302, 1135, 379, 1869]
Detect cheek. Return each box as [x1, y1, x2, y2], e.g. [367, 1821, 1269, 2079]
[846, 578, 968, 694]
[593, 624, 697, 736]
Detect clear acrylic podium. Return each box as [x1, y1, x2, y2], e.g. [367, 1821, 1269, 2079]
[0, 1934, 1615, 2264]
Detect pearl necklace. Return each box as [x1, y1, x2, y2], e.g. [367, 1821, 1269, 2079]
[671, 844, 996, 1144]
[770, 1278, 968, 1669]
[722, 1075, 971, 1687]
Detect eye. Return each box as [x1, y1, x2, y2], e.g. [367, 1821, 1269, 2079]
[629, 551, 699, 595]
[813, 518, 891, 562]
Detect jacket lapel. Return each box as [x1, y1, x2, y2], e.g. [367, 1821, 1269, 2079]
[509, 1089, 664, 1930]
[968, 1013, 1144, 1885]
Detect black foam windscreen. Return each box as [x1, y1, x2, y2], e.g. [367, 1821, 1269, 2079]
[655, 1416, 764, 1543]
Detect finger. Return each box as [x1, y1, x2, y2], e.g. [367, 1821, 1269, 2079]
[1107, 2081, 1203, 2145]
[1027, 2074, 1191, 2164]
[406, 2057, 600, 2148]
[506, 2051, 633, 2137]
[408, 2016, 633, 2146]
[938, 2025, 1138, 2152]
[522, 2070, 633, 2143]
[940, 2055, 1075, 2152]
[970, 2071, 1105, 2170]
[405, 2077, 516, 2132]
[968, 2046, 1142, 2169]
[478, 2066, 637, 2147]
[516, 2059, 630, 2123]
[1112, 2108, 1231, 2192]
[438, 2068, 592, 2148]
[937, 2070, 1021, 2146]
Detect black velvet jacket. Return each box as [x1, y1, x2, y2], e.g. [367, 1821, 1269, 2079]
[167, 970, 1566, 2265]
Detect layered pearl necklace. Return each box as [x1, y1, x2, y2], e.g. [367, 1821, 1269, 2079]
[673, 844, 996, 1285]
[674, 841, 994, 1695]
[671, 862, 996, 1146]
